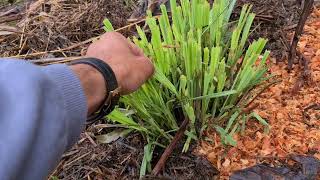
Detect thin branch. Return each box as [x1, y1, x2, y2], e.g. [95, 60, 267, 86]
[288, 0, 314, 71]
[0, 14, 22, 23]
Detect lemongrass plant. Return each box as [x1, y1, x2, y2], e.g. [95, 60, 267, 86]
[104, 0, 270, 176]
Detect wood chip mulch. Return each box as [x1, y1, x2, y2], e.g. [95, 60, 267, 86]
[198, 7, 320, 179]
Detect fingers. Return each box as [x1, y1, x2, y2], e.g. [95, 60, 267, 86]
[100, 32, 145, 57]
[88, 32, 155, 95]
[128, 41, 144, 56]
[122, 58, 154, 95]
[138, 56, 155, 80]
[100, 32, 124, 41]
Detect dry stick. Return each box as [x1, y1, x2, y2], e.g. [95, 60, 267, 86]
[279, 29, 311, 93]
[0, 7, 20, 17]
[0, 27, 32, 35]
[63, 152, 90, 169]
[0, 14, 22, 23]
[288, 0, 314, 71]
[152, 118, 189, 176]
[30, 56, 83, 65]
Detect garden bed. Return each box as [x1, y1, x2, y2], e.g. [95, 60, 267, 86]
[1, 0, 319, 179]
[200, 8, 320, 179]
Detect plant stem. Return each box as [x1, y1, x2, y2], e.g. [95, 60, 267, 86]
[152, 118, 189, 175]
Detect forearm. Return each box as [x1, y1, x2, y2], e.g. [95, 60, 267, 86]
[69, 64, 106, 115]
[0, 59, 87, 180]
[0, 32, 154, 180]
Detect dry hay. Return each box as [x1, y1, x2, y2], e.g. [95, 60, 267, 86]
[0, 0, 134, 58]
[198, 7, 320, 179]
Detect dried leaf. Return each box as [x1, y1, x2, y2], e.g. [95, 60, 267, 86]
[96, 129, 132, 144]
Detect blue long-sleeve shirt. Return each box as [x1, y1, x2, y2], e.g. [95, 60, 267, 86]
[0, 58, 87, 180]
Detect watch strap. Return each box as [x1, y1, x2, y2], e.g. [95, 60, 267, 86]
[69, 57, 120, 124]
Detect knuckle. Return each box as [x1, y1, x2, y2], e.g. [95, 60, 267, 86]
[138, 57, 154, 77]
[108, 31, 121, 36]
[101, 33, 112, 39]
[146, 60, 155, 75]
[102, 32, 123, 39]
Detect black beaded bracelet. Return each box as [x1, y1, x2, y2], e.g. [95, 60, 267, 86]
[69, 58, 120, 124]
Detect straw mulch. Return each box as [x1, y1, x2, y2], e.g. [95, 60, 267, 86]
[0, 0, 135, 58]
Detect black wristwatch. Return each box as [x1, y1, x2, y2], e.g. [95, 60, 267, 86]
[69, 58, 120, 124]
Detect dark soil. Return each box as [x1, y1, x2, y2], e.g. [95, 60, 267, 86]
[51, 133, 145, 180]
[51, 131, 219, 180]
[161, 149, 219, 179]
[236, 0, 303, 60]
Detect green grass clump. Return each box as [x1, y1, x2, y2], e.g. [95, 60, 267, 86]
[104, 0, 271, 176]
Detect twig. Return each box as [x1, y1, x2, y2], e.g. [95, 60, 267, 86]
[85, 132, 97, 147]
[0, 7, 20, 17]
[0, 27, 32, 35]
[255, 14, 274, 22]
[288, 0, 314, 71]
[283, 24, 298, 31]
[0, 14, 22, 23]
[61, 150, 80, 158]
[29, 56, 82, 65]
[152, 118, 189, 176]
[63, 152, 90, 169]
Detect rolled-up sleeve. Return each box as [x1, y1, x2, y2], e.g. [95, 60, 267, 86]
[0, 59, 87, 180]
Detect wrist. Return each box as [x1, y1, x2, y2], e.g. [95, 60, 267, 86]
[69, 64, 106, 115]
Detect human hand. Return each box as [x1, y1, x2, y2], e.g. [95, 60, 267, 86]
[86, 32, 154, 95]
[71, 32, 154, 115]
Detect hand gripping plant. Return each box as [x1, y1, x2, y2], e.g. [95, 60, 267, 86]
[104, 0, 271, 176]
